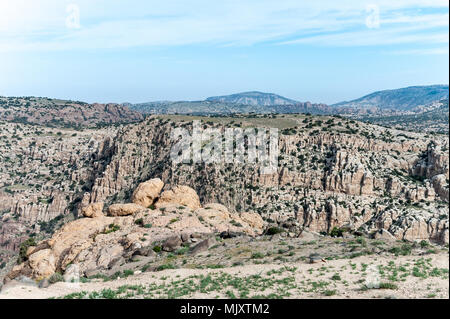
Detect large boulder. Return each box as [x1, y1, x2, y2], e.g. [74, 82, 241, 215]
[47, 217, 114, 267]
[162, 236, 182, 252]
[96, 244, 125, 269]
[81, 202, 105, 218]
[6, 185, 268, 282]
[240, 212, 265, 231]
[131, 178, 164, 208]
[27, 249, 56, 279]
[108, 203, 143, 216]
[156, 185, 201, 210]
[189, 236, 217, 255]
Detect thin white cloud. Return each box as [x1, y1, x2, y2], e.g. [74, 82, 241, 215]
[0, 0, 448, 51]
[279, 28, 449, 47]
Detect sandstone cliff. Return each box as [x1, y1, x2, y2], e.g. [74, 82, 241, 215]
[1, 113, 448, 268]
[84, 115, 449, 245]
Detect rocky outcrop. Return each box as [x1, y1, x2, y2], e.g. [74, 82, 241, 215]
[108, 203, 144, 216]
[27, 249, 56, 279]
[373, 229, 396, 241]
[412, 142, 449, 201]
[5, 181, 265, 282]
[131, 178, 164, 208]
[79, 117, 448, 245]
[156, 186, 201, 210]
[0, 96, 144, 128]
[1, 114, 448, 267]
[81, 203, 104, 218]
[432, 175, 449, 202]
[189, 237, 217, 255]
[0, 121, 116, 253]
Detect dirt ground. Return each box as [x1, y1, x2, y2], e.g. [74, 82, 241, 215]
[1, 235, 448, 299]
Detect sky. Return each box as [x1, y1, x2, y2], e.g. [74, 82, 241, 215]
[0, 0, 448, 104]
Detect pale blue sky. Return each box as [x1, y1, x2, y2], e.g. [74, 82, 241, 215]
[0, 0, 448, 104]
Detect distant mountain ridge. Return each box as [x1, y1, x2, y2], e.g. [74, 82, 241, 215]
[127, 85, 448, 133]
[130, 85, 449, 116]
[333, 85, 449, 111]
[0, 96, 143, 128]
[355, 98, 449, 134]
[129, 91, 331, 115]
[206, 91, 299, 106]
[2, 85, 447, 132]
[129, 100, 332, 115]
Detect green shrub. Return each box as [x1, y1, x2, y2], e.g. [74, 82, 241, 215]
[329, 227, 343, 237]
[175, 247, 189, 255]
[379, 282, 398, 290]
[156, 263, 176, 271]
[122, 269, 134, 277]
[103, 224, 120, 234]
[331, 273, 341, 281]
[152, 245, 162, 253]
[356, 237, 367, 246]
[266, 227, 284, 235]
[48, 272, 64, 284]
[323, 290, 337, 296]
[18, 237, 37, 264]
[419, 240, 429, 248]
[251, 252, 264, 259]
[389, 243, 412, 256]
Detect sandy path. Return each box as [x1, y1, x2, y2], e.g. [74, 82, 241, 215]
[1, 253, 448, 299]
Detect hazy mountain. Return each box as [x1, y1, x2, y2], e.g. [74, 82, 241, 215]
[356, 98, 449, 134]
[333, 85, 449, 111]
[130, 100, 333, 115]
[205, 91, 299, 106]
[129, 92, 331, 115]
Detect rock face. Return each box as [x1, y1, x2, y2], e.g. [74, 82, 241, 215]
[27, 249, 56, 279]
[83, 116, 448, 245]
[131, 178, 164, 208]
[0, 96, 144, 128]
[81, 203, 104, 218]
[108, 203, 144, 216]
[5, 182, 265, 281]
[1, 113, 448, 273]
[156, 186, 201, 210]
[189, 237, 217, 255]
[373, 229, 396, 241]
[0, 121, 116, 255]
[162, 236, 182, 252]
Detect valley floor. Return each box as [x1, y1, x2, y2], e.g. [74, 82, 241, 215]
[1, 252, 448, 299]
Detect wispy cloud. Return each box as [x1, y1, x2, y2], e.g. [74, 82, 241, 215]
[0, 0, 448, 52]
[389, 47, 449, 55]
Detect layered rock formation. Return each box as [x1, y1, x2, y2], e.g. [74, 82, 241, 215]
[0, 96, 143, 127]
[1, 113, 448, 271]
[0, 122, 116, 252]
[83, 115, 449, 244]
